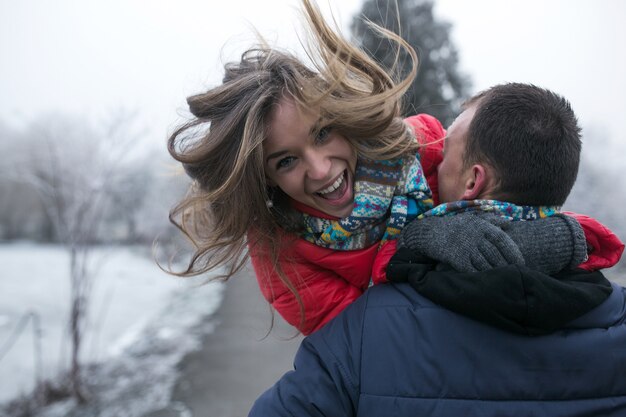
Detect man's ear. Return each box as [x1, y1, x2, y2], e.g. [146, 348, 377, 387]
[461, 164, 489, 200]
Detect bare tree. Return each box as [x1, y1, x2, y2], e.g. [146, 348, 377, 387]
[1, 111, 146, 402]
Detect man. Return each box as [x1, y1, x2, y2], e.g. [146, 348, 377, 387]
[248, 83, 626, 417]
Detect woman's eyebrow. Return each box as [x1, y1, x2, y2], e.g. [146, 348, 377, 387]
[265, 150, 289, 164]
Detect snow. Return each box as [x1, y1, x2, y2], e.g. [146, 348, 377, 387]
[0, 243, 224, 410]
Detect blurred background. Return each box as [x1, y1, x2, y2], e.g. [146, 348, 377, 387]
[1, 0, 625, 416]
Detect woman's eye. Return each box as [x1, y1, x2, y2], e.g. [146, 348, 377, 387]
[276, 156, 296, 170]
[315, 127, 331, 144]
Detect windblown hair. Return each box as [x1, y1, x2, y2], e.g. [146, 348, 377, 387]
[463, 83, 582, 206]
[167, 0, 419, 313]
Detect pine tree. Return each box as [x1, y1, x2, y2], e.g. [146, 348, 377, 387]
[352, 0, 471, 126]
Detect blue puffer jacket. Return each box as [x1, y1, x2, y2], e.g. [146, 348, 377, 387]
[249, 280, 626, 417]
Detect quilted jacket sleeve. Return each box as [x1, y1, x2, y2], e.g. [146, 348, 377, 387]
[563, 211, 625, 270]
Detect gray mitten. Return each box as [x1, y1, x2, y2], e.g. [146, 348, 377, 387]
[399, 212, 588, 274]
[398, 213, 525, 272]
[498, 213, 587, 274]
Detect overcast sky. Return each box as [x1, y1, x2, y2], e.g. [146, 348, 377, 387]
[1, 0, 625, 159]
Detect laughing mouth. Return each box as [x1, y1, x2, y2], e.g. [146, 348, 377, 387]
[317, 172, 346, 196]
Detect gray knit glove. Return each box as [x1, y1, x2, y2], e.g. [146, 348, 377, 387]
[398, 213, 525, 272]
[498, 213, 587, 274]
[398, 212, 587, 273]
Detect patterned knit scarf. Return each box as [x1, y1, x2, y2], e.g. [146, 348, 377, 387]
[419, 199, 560, 221]
[300, 154, 433, 250]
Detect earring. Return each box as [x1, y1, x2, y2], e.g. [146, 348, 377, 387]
[266, 187, 276, 210]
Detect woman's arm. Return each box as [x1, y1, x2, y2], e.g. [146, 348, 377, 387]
[563, 211, 625, 270]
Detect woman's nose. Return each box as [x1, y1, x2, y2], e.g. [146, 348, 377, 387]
[305, 150, 331, 180]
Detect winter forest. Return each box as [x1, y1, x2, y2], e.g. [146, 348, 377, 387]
[1, 0, 625, 416]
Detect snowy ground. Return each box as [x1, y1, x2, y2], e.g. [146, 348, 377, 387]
[0, 243, 224, 414]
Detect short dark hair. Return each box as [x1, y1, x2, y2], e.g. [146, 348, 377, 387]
[463, 83, 581, 206]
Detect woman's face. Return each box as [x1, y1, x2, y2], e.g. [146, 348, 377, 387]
[264, 96, 357, 218]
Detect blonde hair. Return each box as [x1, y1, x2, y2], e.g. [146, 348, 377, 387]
[167, 0, 419, 322]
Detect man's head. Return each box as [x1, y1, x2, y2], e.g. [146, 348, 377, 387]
[437, 83, 582, 206]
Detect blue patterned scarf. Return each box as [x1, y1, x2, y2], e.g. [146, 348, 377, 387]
[419, 199, 560, 220]
[299, 154, 433, 250]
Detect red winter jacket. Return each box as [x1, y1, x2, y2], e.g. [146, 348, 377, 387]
[249, 114, 625, 335]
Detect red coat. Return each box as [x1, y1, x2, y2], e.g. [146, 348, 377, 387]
[249, 114, 625, 335]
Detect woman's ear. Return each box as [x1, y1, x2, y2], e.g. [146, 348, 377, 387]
[461, 164, 489, 200]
